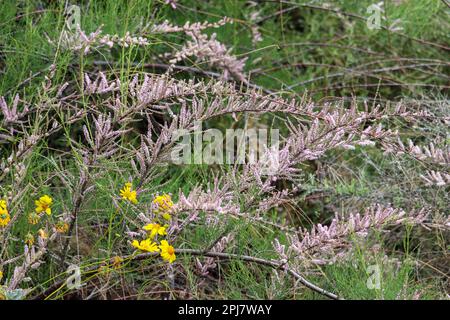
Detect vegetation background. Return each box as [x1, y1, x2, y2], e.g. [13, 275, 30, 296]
[0, 0, 448, 300]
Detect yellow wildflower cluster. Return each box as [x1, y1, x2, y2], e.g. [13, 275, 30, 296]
[143, 223, 167, 239]
[29, 195, 65, 237]
[131, 237, 176, 263]
[21, 195, 58, 245]
[29, 194, 53, 225]
[0, 200, 10, 228]
[118, 183, 176, 263]
[2, 193, 68, 246]
[132, 238, 159, 252]
[120, 182, 138, 204]
[138, 200, 175, 262]
[35, 195, 53, 215]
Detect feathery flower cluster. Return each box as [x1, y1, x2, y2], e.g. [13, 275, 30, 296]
[144, 16, 246, 81]
[0, 94, 28, 130]
[246, 10, 263, 45]
[169, 30, 247, 82]
[196, 234, 234, 276]
[386, 139, 449, 165]
[164, 0, 178, 10]
[421, 170, 450, 187]
[58, 25, 149, 55]
[149, 17, 232, 34]
[383, 138, 449, 186]
[273, 205, 428, 266]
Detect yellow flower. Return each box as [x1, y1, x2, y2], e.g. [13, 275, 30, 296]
[112, 256, 123, 269]
[0, 270, 3, 281]
[38, 229, 48, 240]
[0, 212, 10, 228]
[35, 195, 53, 215]
[28, 212, 41, 225]
[55, 220, 69, 233]
[120, 182, 138, 204]
[131, 238, 159, 252]
[25, 233, 34, 246]
[0, 200, 10, 228]
[143, 223, 167, 239]
[0, 199, 7, 211]
[152, 194, 174, 220]
[159, 240, 176, 263]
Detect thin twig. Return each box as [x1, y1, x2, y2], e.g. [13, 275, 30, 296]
[32, 248, 340, 300]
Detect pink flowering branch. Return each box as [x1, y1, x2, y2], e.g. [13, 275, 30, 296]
[274, 205, 428, 266]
